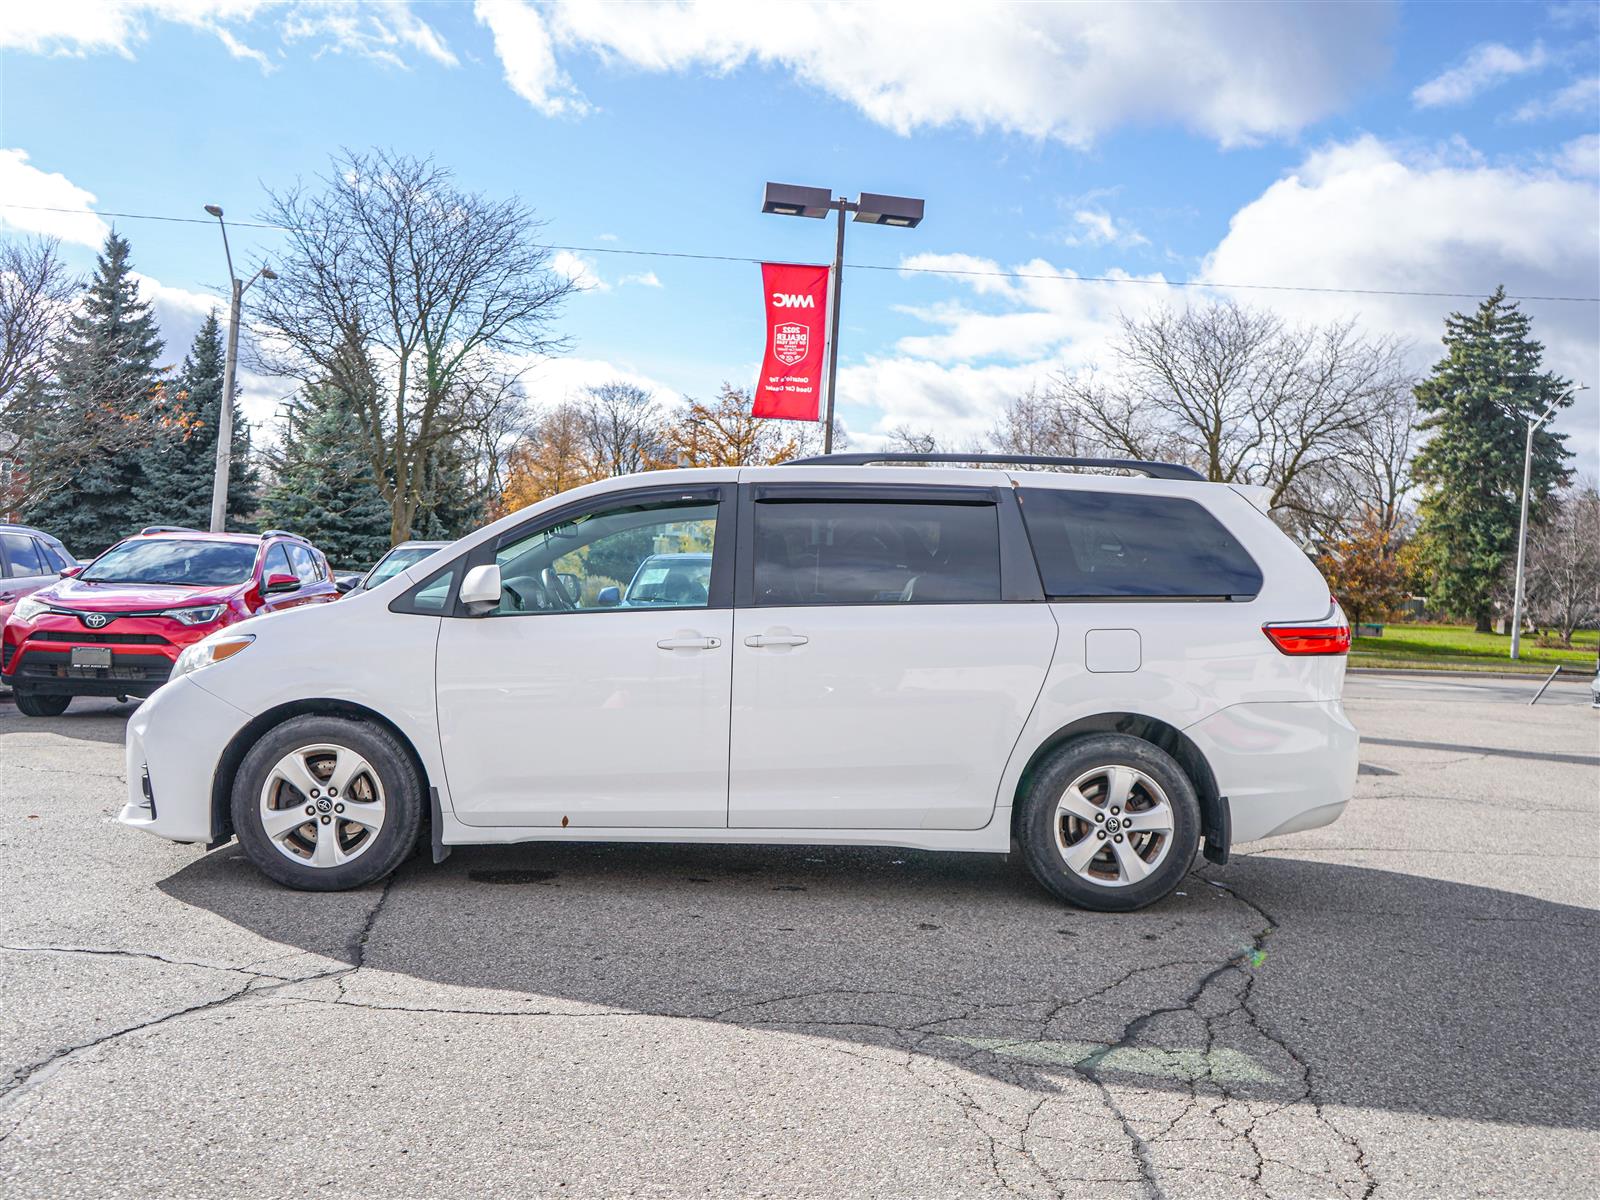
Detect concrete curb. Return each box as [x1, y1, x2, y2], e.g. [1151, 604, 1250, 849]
[1348, 666, 1595, 683]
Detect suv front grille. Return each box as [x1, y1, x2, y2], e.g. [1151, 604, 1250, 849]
[16, 650, 174, 684]
[34, 631, 170, 646]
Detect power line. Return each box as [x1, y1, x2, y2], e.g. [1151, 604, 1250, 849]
[3, 200, 1596, 304]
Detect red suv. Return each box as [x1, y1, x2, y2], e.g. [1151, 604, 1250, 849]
[2, 527, 337, 717]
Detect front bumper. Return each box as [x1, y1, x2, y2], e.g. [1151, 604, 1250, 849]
[121, 677, 252, 843]
[4, 625, 189, 698]
[1184, 699, 1359, 844]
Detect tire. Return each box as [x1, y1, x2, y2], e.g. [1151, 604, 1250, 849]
[13, 689, 71, 717]
[232, 715, 423, 892]
[1018, 733, 1201, 913]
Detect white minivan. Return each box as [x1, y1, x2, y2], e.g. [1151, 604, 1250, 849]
[121, 455, 1357, 912]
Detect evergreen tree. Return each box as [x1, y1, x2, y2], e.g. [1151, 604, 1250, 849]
[1413, 287, 1573, 631]
[260, 383, 393, 569]
[135, 311, 258, 530]
[409, 436, 483, 541]
[22, 231, 165, 555]
[259, 384, 392, 568]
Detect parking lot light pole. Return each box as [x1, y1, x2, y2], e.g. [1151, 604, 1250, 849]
[204, 205, 276, 533]
[1509, 383, 1586, 659]
[761, 184, 924, 453]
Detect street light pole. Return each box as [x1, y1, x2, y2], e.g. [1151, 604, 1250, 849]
[1509, 384, 1586, 659]
[823, 199, 848, 454]
[761, 184, 924, 454]
[203, 205, 275, 534]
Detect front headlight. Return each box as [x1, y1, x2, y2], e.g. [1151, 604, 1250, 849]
[164, 605, 226, 625]
[12, 595, 49, 623]
[171, 634, 254, 680]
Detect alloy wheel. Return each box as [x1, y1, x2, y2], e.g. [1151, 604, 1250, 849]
[258, 743, 387, 868]
[1053, 764, 1175, 887]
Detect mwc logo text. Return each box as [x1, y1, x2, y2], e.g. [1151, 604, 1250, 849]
[770, 293, 817, 309]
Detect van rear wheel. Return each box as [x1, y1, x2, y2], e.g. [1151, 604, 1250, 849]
[1019, 734, 1201, 912]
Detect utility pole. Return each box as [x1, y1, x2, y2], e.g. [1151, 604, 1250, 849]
[1509, 383, 1586, 659]
[823, 199, 849, 453]
[203, 205, 276, 533]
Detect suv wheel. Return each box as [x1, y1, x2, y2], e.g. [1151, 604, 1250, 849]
[1019, 734, 1201, 912]
[232, 715, 423, 891]
[13, 689, 71, 718]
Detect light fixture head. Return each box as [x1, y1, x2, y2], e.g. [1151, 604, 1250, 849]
[853, 192, 924, 229]
[260, 266, 278, 281]
[761, 182, 831, 219]
[204, 204, 224, 218]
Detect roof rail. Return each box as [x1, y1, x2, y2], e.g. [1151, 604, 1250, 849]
[258, 528, 309, 543]
[779, 452, 1206, 481]
[139, 525, 201, 536]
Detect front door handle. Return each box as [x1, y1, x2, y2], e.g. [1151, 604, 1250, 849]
[744, 633, 809, 648]
[657, 636, 722, 651]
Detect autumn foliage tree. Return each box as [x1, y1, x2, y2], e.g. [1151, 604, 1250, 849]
[663, 384, 804, 467]
[1316, 513, 1412, 630]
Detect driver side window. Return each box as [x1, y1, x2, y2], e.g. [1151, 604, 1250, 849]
[491, 496, 718, 616]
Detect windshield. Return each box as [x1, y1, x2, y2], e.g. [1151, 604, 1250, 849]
[625, 556, 713, 606]
[81, 539, 258, 587]
[366, 546, 438, 587]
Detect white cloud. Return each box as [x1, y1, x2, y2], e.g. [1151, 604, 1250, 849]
[473, 0, 587, 116]
[618, 270, 662, 288]
[1062, 209, 1149, 248]
[514, 355, 683, 413]
[477, 0, 1392, 147]
[551, 249, 608, 292]
[0, 149, 111, 247]
[1412, 42, 1547, 108]
[1513, 75, 1600, 122]
[837, 136, 1600, 472]
[1556, 134, 1600, 177]
[0, 1, 455, 71]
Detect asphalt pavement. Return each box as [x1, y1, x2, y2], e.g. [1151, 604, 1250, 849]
[1, 674, 1596, 1198]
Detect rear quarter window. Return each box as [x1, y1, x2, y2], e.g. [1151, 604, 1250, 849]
[1018, 488, 1262, 600]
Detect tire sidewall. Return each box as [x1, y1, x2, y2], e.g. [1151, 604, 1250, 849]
[15, 689, 70, 717]
[1020, 733, 1201, 912]
[232, 715, 422, 891]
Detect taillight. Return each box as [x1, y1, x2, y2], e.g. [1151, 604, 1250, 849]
[1262, 624, 1351, 656]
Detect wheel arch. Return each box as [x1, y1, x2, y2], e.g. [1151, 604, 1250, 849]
[1009, 712, 1229, 862]
[209, 698, 432, 847]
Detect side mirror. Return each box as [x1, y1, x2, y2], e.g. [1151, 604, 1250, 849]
[459, 563, 502, 616]
[596, 585, 621, 608]
[265, 572, 300, 594]
[334, 574, 362, 595]
[59, 565, 83, 579]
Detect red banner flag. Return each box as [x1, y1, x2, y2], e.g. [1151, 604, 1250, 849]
[752, 262, 830, 420]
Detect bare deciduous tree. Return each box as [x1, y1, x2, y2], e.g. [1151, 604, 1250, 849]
[0, 237, 77, 430]
[988, 384, 1089, 457]
[1048, 302, 1414, 540]
[251, 149, 575, 543]
[1518, 484, 1600, 646]
[576, 381, 668, 476]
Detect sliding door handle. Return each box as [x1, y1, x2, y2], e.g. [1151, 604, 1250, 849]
[743, 633, 809, 648]
[657, 636, 721, 650]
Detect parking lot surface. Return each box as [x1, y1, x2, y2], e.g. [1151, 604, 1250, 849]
[1, 674, 1596, 1198]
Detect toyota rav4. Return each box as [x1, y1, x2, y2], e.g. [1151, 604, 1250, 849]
[4, 527, 336, 716]
[119, 456, 1357, 912]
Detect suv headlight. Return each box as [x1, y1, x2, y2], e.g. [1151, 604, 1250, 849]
[12, 595, 49, 623]
[164, 605, 226, 625]
[171, 634, 254, 680]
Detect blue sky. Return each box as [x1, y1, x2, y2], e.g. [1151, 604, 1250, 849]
[1, 1, 1596, 470]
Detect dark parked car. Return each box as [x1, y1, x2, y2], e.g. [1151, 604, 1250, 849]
[0, 523, 76, 630]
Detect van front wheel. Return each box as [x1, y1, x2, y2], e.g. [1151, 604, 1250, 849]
[1019, 734, 1201, 912]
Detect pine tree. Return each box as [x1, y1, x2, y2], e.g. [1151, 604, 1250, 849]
[22, 231, 166, 555]
[1412, 287, 1573, 631]
[260, 383, 393, 570]
[409, 436, 483, 541]
[134, 311, 258, 530]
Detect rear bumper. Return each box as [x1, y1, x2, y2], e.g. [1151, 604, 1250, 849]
[120, 677, 251, 843]
[1184, 699, 1358, 844]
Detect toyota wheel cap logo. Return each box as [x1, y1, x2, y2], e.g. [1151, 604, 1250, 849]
[772, 322, 809, 366]
[84, 613, 110, 629]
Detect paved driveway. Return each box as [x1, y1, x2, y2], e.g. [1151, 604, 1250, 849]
[1, 675, 1596, 1198]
